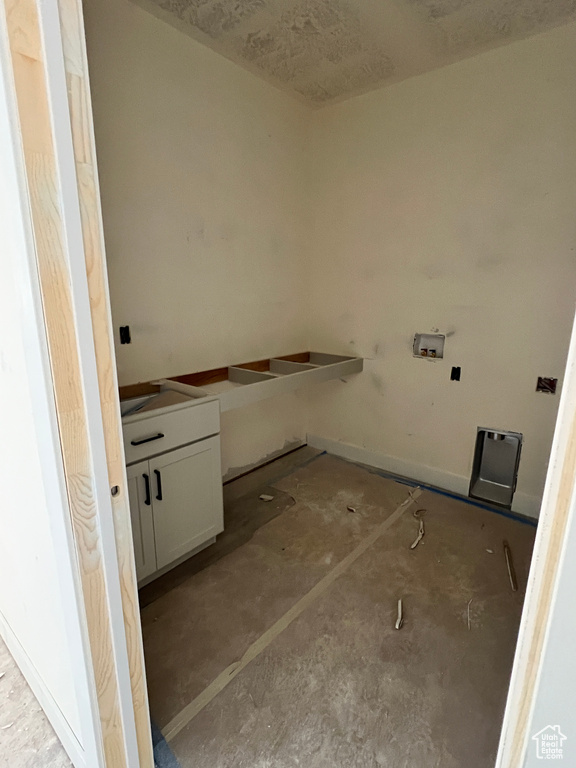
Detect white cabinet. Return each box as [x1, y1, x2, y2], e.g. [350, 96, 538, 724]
[151, 438, 223, 570]
[122, 393, 224, 584]
[127, 461, 158, 582]
[123, 397, 220, 465]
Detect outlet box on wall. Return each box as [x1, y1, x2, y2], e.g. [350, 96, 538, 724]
[413, 333, 445, 359]
[119, 325, 131, 345]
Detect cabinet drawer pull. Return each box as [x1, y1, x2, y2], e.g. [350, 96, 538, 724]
[154, 469, 163, 501]
[143, 473, 151, 506]
[131, 433, 165, 446]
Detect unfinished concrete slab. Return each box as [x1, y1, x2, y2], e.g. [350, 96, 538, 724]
[141, 453, 409, 726]
[139, 449, 323, 609]
[142, 451, 535, 766]
[0, 637, 71, 768]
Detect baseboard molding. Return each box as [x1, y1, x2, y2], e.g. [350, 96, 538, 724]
[0, 611, 86, 768]
[513, 492, 542, 519]
[307, 434, 541, 519]
[222, 439, 306, 484]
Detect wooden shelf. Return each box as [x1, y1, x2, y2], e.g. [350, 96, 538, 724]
[120, 352, 363, 413]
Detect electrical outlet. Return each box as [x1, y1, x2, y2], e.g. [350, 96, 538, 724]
[119, 325, 131, 344]
[536, 377, 557, 394]
[451, 366, 461, 381]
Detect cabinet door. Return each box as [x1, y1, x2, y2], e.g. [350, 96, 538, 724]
[149, 436, 224, 570]
[126, 461, 157, 582]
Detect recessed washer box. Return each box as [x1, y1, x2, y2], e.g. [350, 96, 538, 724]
[413, 333, 445, 359]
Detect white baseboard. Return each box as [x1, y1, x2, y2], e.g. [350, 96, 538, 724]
[512, 491, 541, 520]
[307, 434, 540, 520]
[0, 611, 86, 768]
[222, 439, 306, 483]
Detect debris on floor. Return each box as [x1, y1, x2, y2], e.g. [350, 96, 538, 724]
[346, 505, 356, 513]
[503, 540, 518, 592]
[142, 454, 537, 768]
[259, 494, 274, 502]
[395, 599, 404, 630]
[410, 511, 426, 550]
[410, 519, 424, 549]
[486, 549, 494, 554]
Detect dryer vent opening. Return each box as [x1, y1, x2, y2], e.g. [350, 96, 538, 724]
[469, 428, 522, 509]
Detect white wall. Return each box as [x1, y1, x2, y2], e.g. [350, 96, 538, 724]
[306, 23, 576, 516]
[84, 0, 310, 476]
[0, 21, 100, 765]
[0, 162, 83, 761]
[85, 1, 576, 511]
[496, 312, 576, 766]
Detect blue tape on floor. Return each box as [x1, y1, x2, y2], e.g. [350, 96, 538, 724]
[341, 460, 538, 528]
[152, 721, 180, 768]
[424, 485, 537, 527]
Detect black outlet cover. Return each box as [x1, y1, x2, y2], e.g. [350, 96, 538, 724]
[451, 366, 461, 381]
[537, 377, 557, 394]
[119, 325, 131, 344]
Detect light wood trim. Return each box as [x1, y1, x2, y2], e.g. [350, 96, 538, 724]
[277, 352, 311, 364]
[170, 366, 230, 387]
[3, 0, 126, 763]
[50, 0, 154, 764]
[235, 358, 272, 373]
[121, 353, 318, 392]
[132, 353, 315, 390]
[2, 0, 153, 765]
[496, 313, 576, 766]
[119, 383, 162, 401]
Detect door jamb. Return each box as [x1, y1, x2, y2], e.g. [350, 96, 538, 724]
[1, 0, 153, 765]
[4, 0, 576, 765]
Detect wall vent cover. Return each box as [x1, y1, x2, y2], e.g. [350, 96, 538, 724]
[469, 428, 523, 509]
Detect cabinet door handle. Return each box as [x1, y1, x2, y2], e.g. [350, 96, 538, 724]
[154, 469, 163, 501]
[143, 473, 151, 506]
[131, 433, 165, 446]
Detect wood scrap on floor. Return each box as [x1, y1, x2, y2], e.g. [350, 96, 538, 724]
[410, 508, 426, 549]
[504, 540, 518, 592]
[142, 454, 536, 768]
[395, 598, 404, 630]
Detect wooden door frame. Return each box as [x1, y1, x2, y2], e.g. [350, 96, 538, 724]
[1, 0, 152, 766]
[2, 0, 575, 765]
[495, 308, 576, 766]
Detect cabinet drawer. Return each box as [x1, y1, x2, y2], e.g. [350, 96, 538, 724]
[123, 399, 220, 464]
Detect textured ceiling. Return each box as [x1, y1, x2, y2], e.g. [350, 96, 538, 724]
[133, 0, 576, 104]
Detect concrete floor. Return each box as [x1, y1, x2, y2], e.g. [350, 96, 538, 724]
[0, 637, 71, 768]
[142, 450, 536, 768]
